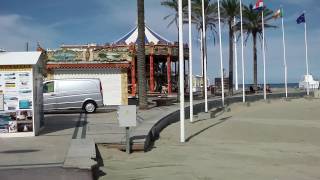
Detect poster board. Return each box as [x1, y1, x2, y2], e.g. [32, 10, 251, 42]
[0, 93, 3, 111]
[0, 70, 34, 134]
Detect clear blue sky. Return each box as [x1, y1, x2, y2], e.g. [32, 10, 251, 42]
[0, 0, 319, 83]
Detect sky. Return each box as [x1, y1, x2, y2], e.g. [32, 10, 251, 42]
[0, 0, 320, 84]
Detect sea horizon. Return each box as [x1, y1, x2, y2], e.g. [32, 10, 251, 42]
[238, 83, 299, 89]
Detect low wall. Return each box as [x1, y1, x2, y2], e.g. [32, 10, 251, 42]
[144, 92, 306, 151]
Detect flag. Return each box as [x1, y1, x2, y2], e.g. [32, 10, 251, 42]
[273, 9, 283, 19]
[296, 13, 305, 24]
[253, 0, 264, 11]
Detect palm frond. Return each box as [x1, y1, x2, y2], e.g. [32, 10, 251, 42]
[161, 0, 189, 29]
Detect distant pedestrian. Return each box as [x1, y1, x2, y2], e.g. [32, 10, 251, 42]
[266, 84, 272, 93]
[250, 86, 254, 93]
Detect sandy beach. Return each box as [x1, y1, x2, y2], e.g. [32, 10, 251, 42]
[98, 98, 320, 180]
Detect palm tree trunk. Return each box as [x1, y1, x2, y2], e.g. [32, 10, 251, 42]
[253, 32, 258, 87]
[137, 0, 148, 109]
[228, 20, 234, 95]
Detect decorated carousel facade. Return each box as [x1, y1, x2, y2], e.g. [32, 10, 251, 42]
[46, 24, 189, 105]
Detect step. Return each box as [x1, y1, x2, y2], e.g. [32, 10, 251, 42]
[63, 139, 97, 170]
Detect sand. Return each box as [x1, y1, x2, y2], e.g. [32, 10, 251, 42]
[98, 98, 320, 180]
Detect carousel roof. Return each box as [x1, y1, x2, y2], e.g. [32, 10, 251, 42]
[114, 24, 172, 45]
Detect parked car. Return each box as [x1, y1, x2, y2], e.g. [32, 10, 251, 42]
[43, 78, 104, 113]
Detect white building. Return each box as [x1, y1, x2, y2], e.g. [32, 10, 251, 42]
[48, 65, 128, 105]
[299, 75, 319, 90]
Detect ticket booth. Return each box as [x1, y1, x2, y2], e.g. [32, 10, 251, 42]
[0, 52, 44, 137]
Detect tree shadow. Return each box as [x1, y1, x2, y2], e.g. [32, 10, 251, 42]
[186, 116, 232, 142]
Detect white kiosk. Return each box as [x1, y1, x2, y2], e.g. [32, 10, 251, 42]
[299, 75, 319, 90]
[0, 52, 44, 137]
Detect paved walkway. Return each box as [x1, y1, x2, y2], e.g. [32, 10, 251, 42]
[0, 113, 77, 169]
[0, 91, 306, 179]
[98, 98, 320, 180]
[0, 112, 104, 179]
[0, 108, 131, 172]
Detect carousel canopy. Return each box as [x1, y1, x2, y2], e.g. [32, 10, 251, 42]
[114, 24, 172, 45]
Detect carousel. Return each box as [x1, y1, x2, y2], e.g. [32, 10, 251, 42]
[113, 24, 189, 96]
[46, 24, 189, 99]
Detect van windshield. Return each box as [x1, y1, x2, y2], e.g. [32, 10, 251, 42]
[43, 82, 54, 93]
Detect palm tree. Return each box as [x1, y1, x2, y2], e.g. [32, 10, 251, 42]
[161, 0, 187, 101]
[137, 0, 148, 109]
[161, 0, 188, 31]
[241, 4, 275, 86]
[161, 0, 217, 98]
[161, 0, 216, 38]
[189, 0, 217, 97]
[189, 0, 217, 36]
[220, 0, 239, 95]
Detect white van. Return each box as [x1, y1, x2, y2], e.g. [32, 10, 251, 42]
[43, 78, 104, 113]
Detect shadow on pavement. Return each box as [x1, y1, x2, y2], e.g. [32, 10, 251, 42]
[40, 113, 82, 135]
[44, 107, 116, 115]
[0, 149, 40, 154]
[186, 116, 232, 142]
[92, 144, 107, 180]
[191, 107, 226, 124]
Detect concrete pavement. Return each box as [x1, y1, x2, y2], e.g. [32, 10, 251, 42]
[0, 113, 91, 179]
[0, 113, 77, 169]
[0, 107, 129, 179]
[0, 91, 307, 179]
[0, 167, 92, 180]
[98, 98, 320, 180]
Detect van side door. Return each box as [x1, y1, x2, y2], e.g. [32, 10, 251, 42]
[55, 80, 84, 109]
[43, 81, 56, 111]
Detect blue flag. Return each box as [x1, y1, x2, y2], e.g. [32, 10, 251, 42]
[296, 13, 305, 24]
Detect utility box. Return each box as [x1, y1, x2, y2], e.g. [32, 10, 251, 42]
[0, 52, 44, 137]
[117, 105, 136, 127]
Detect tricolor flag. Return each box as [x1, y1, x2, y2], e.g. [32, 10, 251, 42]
[273, 9, 283, 19]
[296, 13, 305, 24]
[253, 0, 264, 11]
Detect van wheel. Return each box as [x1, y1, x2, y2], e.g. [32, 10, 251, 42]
[83, 101, 97, 113]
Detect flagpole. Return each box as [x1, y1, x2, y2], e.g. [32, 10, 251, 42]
[178, 0, 185, 143]
[281, 7, 288, 98]
[202, 0, 208, 112]
[218, 0, 224, 107]
[240, 0, 245, 103]
[188, 0, 193, 122]
[234, 17, 239, 91]
[262, 9, 267, 101]
[304, 12, 310, 96]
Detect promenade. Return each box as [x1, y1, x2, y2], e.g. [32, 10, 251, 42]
[98, 97, 320, 180]
[0, 91, 307, 179]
